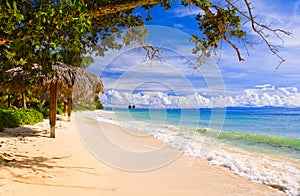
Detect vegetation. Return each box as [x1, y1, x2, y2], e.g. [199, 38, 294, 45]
[0, 109, 43, 131]
[72, 95, 104, 111]
[37, 103, 65, 118]
[0, 0, 290, 75]
[0, 89, 104, 116]
[94, 95, 104, 110]
[0, 1, 290, 130]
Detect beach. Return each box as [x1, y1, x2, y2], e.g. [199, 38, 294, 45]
[0, 111, 287, 195]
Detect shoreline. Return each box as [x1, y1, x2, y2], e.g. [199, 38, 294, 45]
[0, 112, 286, 195]
[94, 109, 300, 195]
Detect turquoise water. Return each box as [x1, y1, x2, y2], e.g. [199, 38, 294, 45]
[108, 107, 300, 138]
[106, 107, 300, 157]
[100, 107, 300, 194]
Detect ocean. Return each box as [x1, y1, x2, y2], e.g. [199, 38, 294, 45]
[93, 107, 300, 195]
[109, 107, 300, 138]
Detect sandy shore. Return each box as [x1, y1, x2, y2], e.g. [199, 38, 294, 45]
[0, 112, 283, 196]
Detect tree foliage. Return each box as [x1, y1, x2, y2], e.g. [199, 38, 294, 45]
[94, 95, 104, 109]
[0, 0, 290, 73]
[0, 109, 43, 131]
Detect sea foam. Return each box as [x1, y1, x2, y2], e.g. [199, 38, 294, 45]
[94, 111, 300, 196]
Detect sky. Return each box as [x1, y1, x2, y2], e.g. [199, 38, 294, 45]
[87, 0, 300, 108]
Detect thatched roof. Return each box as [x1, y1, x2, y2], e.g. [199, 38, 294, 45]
[0, 62, 104, 102]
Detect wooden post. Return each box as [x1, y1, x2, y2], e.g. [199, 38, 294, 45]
[67, 96, 72, 122]
[22, 92, 27, 109]
[49, 81, 58, 138]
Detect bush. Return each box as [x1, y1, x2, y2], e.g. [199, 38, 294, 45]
[57, 103, 65, 115]
[37, 103, 65, 118]
[0, 109, 44, 131]
[0, 109, 19, 129]
[94, 95, 104, 110]
[37, 107, 50, 118]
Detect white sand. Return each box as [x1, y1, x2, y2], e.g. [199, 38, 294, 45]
[0, 113, 283, 196]
[94, 110, 300, 195]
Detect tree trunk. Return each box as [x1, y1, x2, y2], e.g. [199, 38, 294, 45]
[40, 99, 47, 108]
[67, 97, 72, 122]
[22, 92, 27, 109]
[49, 81, 58, 138]
[93, 0, 159, 17]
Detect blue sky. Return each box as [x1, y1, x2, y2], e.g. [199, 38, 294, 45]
[88, 0, 300, 108]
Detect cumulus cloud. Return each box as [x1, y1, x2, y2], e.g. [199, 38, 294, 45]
[172, 7, 203, 17]
[100, 85, 300, 108]
[226, 86, 300, 107]
[254, 84, 272, 88]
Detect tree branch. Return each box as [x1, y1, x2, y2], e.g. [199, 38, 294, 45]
[118, 14, 161, 61]
[92, 0, 160, 17]
[0, 35, 37, 47]
[224, 34, 244, 61]
[0, 0, 161, 46]
[226, 0, 292, 67]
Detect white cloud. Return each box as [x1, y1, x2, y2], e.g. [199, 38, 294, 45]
[294, 1, 300, 13]
[226, 86, 300, 107]
[283, 27, 300, 48]
[100, 85, 300, 108]
[172, 6, 203, 17]
[87, 10, 300, 103]
[254, 84, 272, 88]
[90, 40, 226, 96]
[249, 0, 300, 48]
[214, 0, 300, 73]
[173, 23, 184, 28]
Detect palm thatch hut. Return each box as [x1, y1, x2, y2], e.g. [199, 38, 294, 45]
[0, 62, 104, 138]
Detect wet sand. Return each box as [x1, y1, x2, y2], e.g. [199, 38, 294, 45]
[0, 113, 282, 195]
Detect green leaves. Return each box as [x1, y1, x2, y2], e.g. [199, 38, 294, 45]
[6, 0, 11, 9]
[50, 42, 58, 50]
[0, 109, 44, 129]
[0, 0, 281, 72]
[0, 1, 164, 70]
[12, 1, 17, 10]
[1, 0, 97, 70]
[193, 4, 247, 58]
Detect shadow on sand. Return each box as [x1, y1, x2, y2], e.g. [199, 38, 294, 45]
[0, 125, 49, 138]
[0, 123, 118, 191]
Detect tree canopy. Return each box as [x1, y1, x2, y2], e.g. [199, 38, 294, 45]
[0, 0, 291, 73]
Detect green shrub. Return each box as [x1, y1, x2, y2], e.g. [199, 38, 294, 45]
[37, 103, 65, 118]
[24, 109, 44, 125]
[94, 95, 104, 110]
[0, 109, 44, 131]
[0, 109, 19, 129]
[57, 103, 65, 115]
[37, 107, 50, 118]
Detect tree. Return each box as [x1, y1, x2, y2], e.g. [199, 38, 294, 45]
[81, 56, 95, 68]
[0, 0, 290, 73]
[94, 95, 104, 109]
[0, 0, 291, 138]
